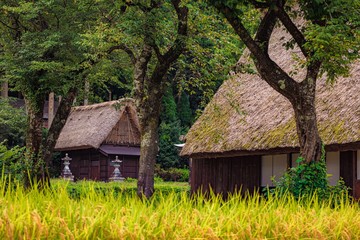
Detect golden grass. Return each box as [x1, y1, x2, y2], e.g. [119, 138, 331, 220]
[0, 180, 359, 239]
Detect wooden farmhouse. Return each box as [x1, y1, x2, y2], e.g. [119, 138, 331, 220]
[55, 99, 141, 181]
[180, 22, 360, 198]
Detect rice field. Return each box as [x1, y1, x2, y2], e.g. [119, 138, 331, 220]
[0, 180, 359, 239]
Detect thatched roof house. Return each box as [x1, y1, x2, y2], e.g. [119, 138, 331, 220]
[55, 99, 141, 181]
[181, 21, 360, 198]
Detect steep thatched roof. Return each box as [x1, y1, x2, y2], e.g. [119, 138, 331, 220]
[55, 98, 140, 151]
[181, 21, 360, 158]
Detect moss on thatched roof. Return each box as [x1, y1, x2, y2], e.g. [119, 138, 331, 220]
[55, 98, 140, 151]
[181, 22, 360, 158]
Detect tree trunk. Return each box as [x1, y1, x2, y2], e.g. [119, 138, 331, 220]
[137, 111, 161, 198]
[43, 88, 77, 177]
[132, 0, 188, 198]
[24, 97, 49, 189]
[1, 81, 8, 98]
[292, 83, 322, 163]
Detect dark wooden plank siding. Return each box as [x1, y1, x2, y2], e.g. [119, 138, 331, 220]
[340, 151, 355, 197]
[108, 155, 139, 179]
[64, 150, 139, 181]
[191, 156, 261, 197]
[355, 151, 360, 199]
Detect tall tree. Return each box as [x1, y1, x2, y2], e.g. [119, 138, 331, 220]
[84, 0, 188, 198]
[208, 0, 360, 163]
[0, 0, 102, 187]
[132, 0, 188, 198]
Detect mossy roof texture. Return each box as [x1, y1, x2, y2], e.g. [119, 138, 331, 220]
[181, 21, 360, 158]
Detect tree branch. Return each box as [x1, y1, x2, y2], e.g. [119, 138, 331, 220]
[43, 87, 77, 169]
[151, 43, 164, 62]
[0, 19, 17, 30]
[107, 44, 136, 65]
[134, 44, 152, 102]
[123, 0, 156, 13]
[249, 0, 270, 8]
[213, 2, 299, 103]
[274, 5, 308, 57]
[254, 8, 277, 53]
[160, 0, 188, 64]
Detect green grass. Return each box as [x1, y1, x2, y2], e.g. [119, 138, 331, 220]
[0, 179, 360, 239]
[51, 179, 189, 199]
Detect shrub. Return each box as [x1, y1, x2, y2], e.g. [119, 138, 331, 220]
[0, 142, 26, 182]
[269, 147, 349, 202]
[155, 165, 189, 182]
[0, 98, 26, 148]
[154, 176, 164, 183]
[124, 177, 137, 183]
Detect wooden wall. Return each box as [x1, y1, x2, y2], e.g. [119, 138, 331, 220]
[108, 155, 139, 179]
[191, 156, 261, 197]
[191, 150, 359, 199]
[340, 150, 360, 199]
[65, 149, 139, 181]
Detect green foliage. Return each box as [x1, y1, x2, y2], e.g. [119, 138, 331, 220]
[0, 0, 99, 96]
[270, 149, 349, 202]
[155, 165, 190, 182]
[49, 151, 62, 178]
[0, 179, 359, 239]
[177, 1, 253, 110]
[160, 88, 178, 123]
[302, 0, 360, 82]
[124, 177, 137, 183]
[0, 142, 25, 182]
[0, 98, 26, 147]
[208, 0, 359, 83]
[154, 176, 165, 183]
[158, 122, 182, 168]
[51, 179, 189, 200]
[157, 87, 188, 169]
[177, 92, 193, 127]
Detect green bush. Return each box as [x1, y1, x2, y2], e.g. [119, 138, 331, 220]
[269, 147, 349, 202]
[0, 98, 26, 148]
[124, 177, 137, 183]
[155, 165, 189, 182]
[0, 142, 26, 182]
[154, 176, 164, 183]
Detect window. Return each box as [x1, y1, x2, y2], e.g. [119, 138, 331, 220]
[261, 154, 287, 187]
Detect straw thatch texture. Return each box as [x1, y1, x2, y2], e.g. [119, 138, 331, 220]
[104, 103, 140, 146]
[55, 99, 140, 151]
[181, 22, 360, 158]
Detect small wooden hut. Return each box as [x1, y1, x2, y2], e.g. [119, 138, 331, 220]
[181, 21, 360, 198]
[55, 99, 141, 181]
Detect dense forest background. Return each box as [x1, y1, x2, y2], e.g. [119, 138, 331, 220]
[1, 0, 358, 197]
[0, 1, 249, 177]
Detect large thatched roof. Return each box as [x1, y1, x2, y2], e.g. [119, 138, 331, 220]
[181, 21, 360, 158]
[55, 98, 140, 151]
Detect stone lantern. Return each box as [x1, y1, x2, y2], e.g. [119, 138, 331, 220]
[109, 156, 124, 182]
[61, 153, 74, 181]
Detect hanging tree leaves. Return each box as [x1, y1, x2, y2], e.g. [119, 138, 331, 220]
[206, 0, 359, 163]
